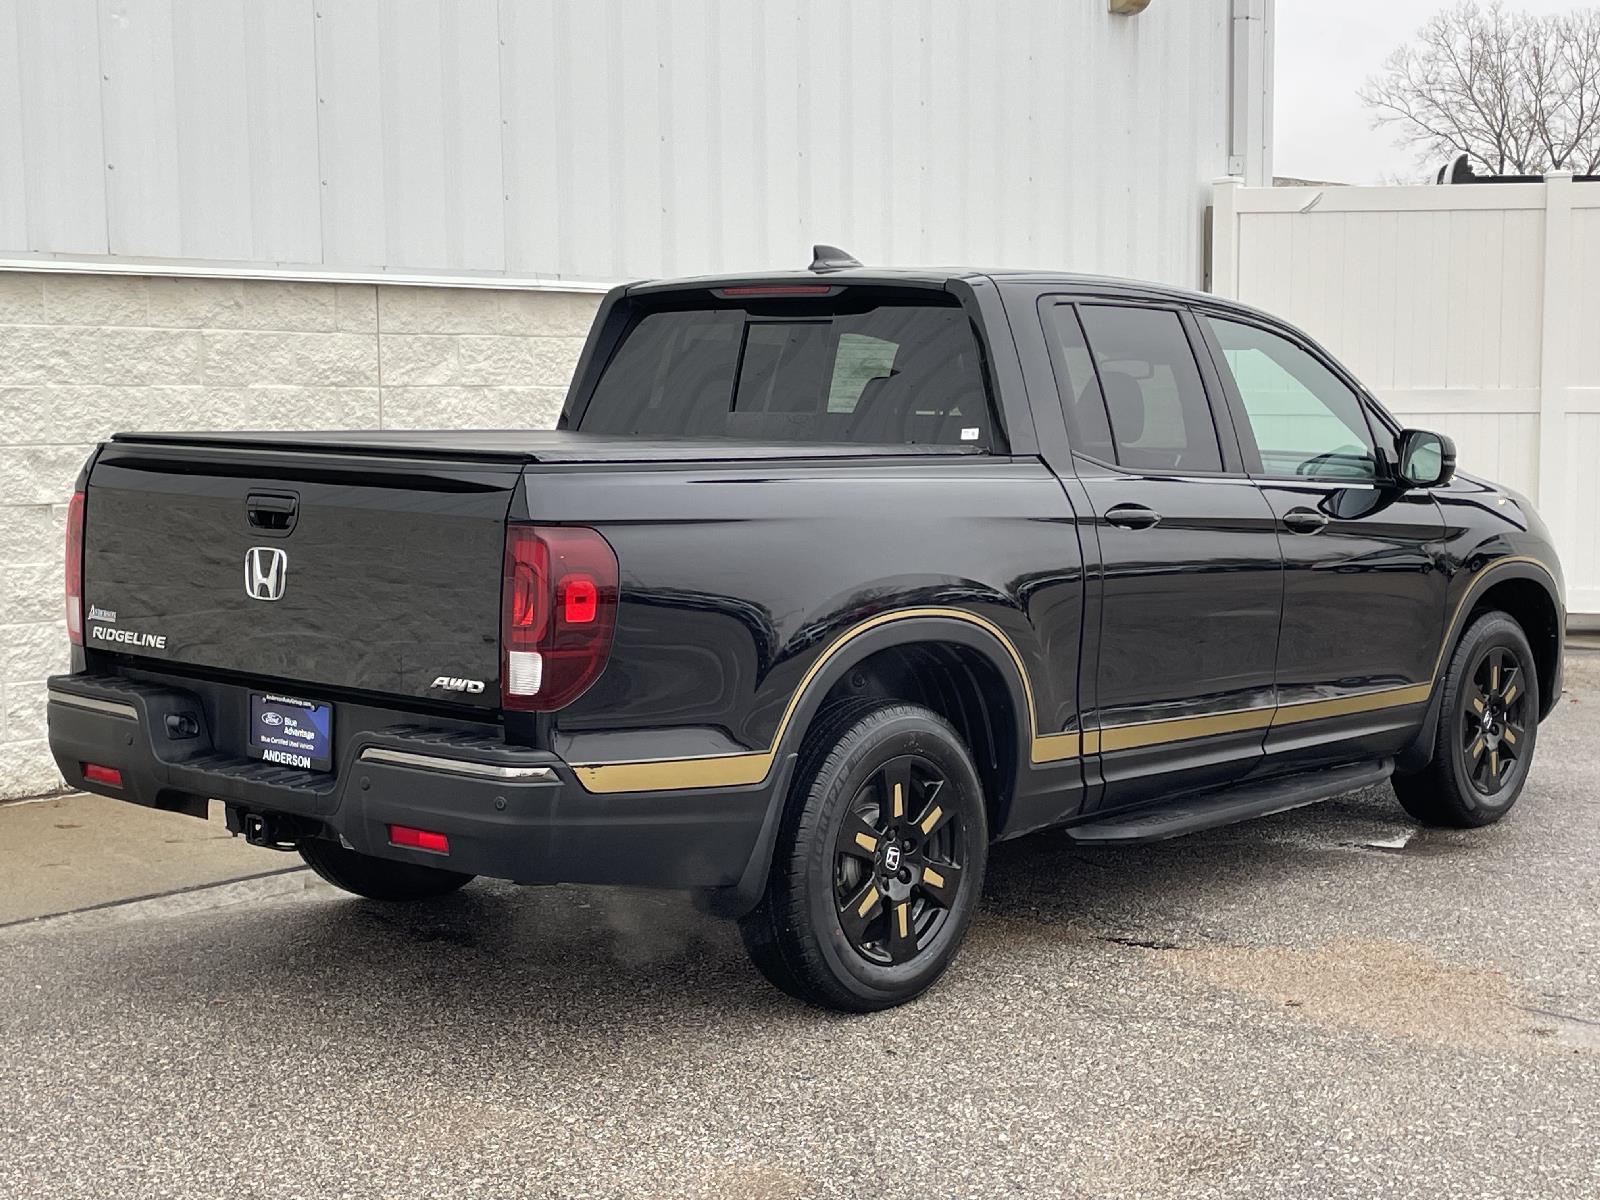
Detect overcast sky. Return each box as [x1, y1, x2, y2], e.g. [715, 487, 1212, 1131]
[1274, 0, 1583, 183]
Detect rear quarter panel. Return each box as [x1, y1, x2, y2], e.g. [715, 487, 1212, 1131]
[523, 457, 1085, 810]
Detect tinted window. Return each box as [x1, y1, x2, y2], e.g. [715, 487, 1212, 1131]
[1207, 316, 1378, 480]
[1078, 306, 1223, 473]
[1042, 304, 1115, 462]
[579, 301, 993, 448]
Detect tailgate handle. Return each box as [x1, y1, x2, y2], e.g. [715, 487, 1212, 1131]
[246, 492, 299, 535]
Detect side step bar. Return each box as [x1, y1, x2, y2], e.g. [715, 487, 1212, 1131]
[1064, 759, 1394, 845]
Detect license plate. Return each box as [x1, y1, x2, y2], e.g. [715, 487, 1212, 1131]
[248, 693, 333, 772]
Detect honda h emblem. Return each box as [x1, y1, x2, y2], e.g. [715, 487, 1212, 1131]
[244, 546, 288, 602]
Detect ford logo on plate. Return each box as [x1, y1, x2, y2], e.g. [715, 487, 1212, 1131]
[261, 712, 285, 726]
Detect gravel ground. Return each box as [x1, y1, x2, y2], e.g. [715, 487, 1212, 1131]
[2, 657, 1598, 1199]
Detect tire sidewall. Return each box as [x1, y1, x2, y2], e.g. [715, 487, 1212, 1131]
[796, 709, 988, 1007]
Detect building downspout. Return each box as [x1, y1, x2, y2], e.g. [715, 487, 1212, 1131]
[1228, 0, 1274, 185]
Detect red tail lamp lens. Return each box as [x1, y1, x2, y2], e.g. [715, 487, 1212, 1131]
[388, 824, 449, 854]
[65, 491, 85, 645]
[83, 763, 122, 788]
[501, 526, 619, 711]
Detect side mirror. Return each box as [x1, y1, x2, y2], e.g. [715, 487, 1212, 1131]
[1397, 428, 1456, 489]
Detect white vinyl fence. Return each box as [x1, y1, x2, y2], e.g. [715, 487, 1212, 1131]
[1211, 175, 1600, 617]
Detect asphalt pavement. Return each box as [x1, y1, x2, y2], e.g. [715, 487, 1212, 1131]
[2, 656, 1597, 1199]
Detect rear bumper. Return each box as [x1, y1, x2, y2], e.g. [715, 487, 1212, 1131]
[46, 673, 779, 891]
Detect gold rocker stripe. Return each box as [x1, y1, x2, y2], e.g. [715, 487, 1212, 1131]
[570, 606, 1082, 793]
[569, 557, 1558, 795]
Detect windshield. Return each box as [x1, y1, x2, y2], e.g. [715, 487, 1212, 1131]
[576, 298, 995, 449]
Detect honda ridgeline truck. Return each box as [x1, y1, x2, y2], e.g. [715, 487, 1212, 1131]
[48, 252, 1565, 1011]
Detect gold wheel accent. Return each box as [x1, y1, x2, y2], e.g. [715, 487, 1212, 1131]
[1502, 726, 1517, 745]
[853, 831, 877, 853]
[1489, 749, 1500, 777]
[919, 805, 943, 835]
[892, 782, 904, 819]
[857, 888, 880, 919]
[1471, 697, 1485, 713]
[896, 902, 909, 939]
[1469, 736, 1485, 760]
[1502, 684, 1517, 705]
[922, 866, 945, 889]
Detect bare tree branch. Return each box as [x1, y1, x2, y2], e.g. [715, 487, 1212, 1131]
[1360, 2, 1600, 176]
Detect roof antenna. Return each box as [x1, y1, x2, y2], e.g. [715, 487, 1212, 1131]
[809, 244, 862, 272]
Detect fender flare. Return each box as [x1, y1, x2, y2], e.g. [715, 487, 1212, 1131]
[701, 609, 1055, 917]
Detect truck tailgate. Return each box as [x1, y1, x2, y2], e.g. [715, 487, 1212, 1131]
[82, 440, 520, 712]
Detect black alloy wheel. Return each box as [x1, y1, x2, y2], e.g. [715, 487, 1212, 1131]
[833, 754, 968, 967]
[1459, 643, 1531, 797]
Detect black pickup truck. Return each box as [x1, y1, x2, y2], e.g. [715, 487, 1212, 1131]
[49, 256, 1565, 1011]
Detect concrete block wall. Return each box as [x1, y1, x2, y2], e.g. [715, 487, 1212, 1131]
[0, 271, 602, 798]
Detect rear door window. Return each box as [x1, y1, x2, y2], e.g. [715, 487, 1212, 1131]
[1077, 305, 1224, 473]
[578, 299, 994, 448]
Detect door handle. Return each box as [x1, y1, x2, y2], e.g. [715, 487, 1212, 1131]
[1104, 503, 1162, 530]
[1282, 507, 1329, 534]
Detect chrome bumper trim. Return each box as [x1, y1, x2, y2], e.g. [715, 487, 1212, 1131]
[48, 690, 139, 720]
[358, 747, 558, 782]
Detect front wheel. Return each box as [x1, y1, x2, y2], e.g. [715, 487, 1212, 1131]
[299, 838, 476, 901]
[1393, 610, 1539, 828]
[738, 701, 989, 1012]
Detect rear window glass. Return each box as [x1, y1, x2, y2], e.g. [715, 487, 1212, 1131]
[576, 300, 995, 448]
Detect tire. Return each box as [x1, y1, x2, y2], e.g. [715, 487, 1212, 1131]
[738, 700, 989, 1012]
[1393, 610, 1539, 828]
[299, 838, 476, 901]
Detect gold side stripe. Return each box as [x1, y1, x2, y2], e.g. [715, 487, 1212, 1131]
[569, 557, 1557, 795]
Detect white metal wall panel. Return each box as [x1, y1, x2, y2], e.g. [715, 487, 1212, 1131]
[171, 0, 251, 262]
[13, 0, 107, 254]
[99, 0, 182, 257]
[0, 3, 28, 253]
[0, 0, 1251, 285]
[244, 1, 322, 264]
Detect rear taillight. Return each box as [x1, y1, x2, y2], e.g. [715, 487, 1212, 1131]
[501, 526, 619, 711]
[65, 491, 85, 645]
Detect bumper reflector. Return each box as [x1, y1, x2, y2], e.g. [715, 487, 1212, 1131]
[388, 824, 450, 854]
[83, 763, 123, 788]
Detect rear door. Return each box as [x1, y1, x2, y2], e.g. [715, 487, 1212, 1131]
[1196, 312, 1448, 763]
[1040, 301, 1284, 808]
[83, 439, 521, 711]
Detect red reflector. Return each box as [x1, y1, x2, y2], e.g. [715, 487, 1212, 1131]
[388, 824, 449, 854]
[562, 575, 598, 624]
[83, 763, 122, 788]
[715, 284, 836, 297]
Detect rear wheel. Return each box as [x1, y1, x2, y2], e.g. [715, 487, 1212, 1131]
[299, 838, 475, 901]
[738, 701, 988, 1012]
[1393, 610, 1539, 828]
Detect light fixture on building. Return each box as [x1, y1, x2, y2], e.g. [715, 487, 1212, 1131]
[1109, 0, 1151, 13]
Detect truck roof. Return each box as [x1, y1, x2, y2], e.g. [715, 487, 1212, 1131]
[625, 267, 1276, 322]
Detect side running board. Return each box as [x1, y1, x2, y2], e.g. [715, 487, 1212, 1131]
[1064, 759, 1394, 845]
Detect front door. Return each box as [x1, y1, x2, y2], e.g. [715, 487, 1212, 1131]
[1041, 301, 1285, 808]
[1197, 312, 1448, 766]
